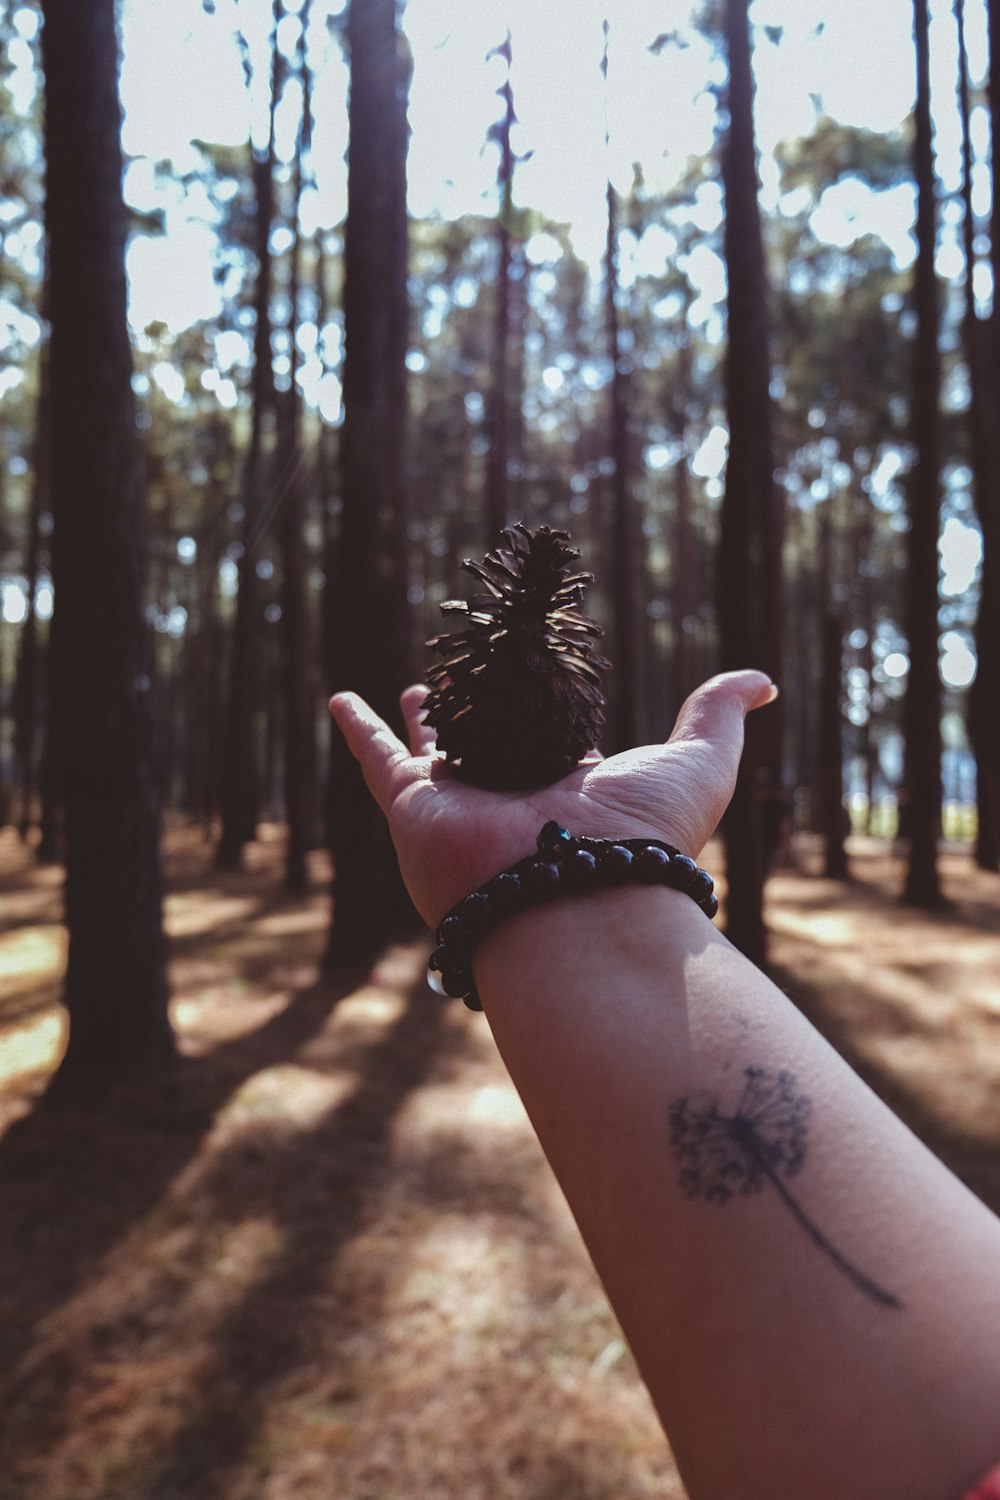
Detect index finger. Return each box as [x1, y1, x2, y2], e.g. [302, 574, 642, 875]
[329, 693, 412, 816]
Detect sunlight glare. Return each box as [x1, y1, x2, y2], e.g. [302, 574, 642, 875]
[940, 517, 983, 597]
[940, 632, 976, 689]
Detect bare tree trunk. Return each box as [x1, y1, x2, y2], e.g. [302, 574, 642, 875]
[13, 285, 49, 842]
[670, 325, 695, 720]
[605, 172, 641, 752]
[716, 0, 784, 966]
[957, 0, 1000, 870]
[325, 0, 414, 963]
[601, 24, 641, 752]
[217, 22, 279, 870]
[485, 33, 515, 544]
[41, 0, 172, 1102]
[902, 0, 944, 908]
[278, 1, 314, 893]
[818, 507, 849, 878]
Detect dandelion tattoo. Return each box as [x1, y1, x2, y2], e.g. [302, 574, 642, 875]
[668, 1067, 901, 1309]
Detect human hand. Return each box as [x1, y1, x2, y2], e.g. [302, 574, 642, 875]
[329, 671, 776, 930]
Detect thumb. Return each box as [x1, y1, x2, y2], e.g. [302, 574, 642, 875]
[668, 670, 778, 762]
[658, 672, 778, 855]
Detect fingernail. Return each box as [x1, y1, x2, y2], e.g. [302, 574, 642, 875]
[763, 681, 779, 704]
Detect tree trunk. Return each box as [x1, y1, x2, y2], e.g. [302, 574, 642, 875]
[325, 0, 414, 963]
[988, 0, 1000, 410]
[716, 0, 784, 966]
[605, 173, 641, 752]
[902, 0, 944, 907]
[670, 325, 695, 721]
[216, 25, 279, 871]
[13, 288, 49, 842]
[958, 0, 1000, 869]
[41, 0, 173, 1102]
[818, 508, 849, 879]
[278, 3, 314, 893]
[485, 33, 515, 545]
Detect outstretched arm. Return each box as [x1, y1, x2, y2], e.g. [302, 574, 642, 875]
[330, 674, 1000, 1500]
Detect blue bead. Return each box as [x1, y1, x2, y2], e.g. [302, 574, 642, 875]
[687, 867, 714, 902]
[701, 892, 720, 920]
[439, 914, 466, 942]
[538, 821, 572, 853]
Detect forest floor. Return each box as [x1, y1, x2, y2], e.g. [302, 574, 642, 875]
[1, 822, 999, 1500]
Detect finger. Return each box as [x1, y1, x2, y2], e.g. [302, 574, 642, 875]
[329, 692, 411, 816]
[668, 670, 777, 754]
[400, 683, 438, 758]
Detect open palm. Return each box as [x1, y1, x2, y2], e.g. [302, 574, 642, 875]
[330, 670, 776, 931]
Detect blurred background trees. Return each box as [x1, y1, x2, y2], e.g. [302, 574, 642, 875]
[0, 0, 997, 1091]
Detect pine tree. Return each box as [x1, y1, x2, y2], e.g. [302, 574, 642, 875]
[716, 0, 784, 966]
[41, 0, 173, 1100]
[957, 0, 1000, 870]
[216, 9, 280, 870]
[902, 0, 944, 907]
[325, 0, 414, 962]
[602, 23, 641, 753]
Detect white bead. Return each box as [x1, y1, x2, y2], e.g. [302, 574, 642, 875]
[427, 963, 448, 996]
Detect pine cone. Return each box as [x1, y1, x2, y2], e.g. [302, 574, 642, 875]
[423, 523, 610, 789]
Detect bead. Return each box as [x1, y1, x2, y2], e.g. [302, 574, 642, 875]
[463, 988, 484, 1011]
[458, 891, 492, 928]
[636, 844, 671, 880]
[538, 821, 573, 854]
[686, 867, 715, 903]
[566, 848, 597, 882]
[668, 853, 699, 890]
[441, 967, 473, 998]
[701, 892, 720, 920]
[488, 870, 522, 903]
[524, 859, 562, 894]
[426, 963, 448, 996]
[439, 913, 466, 943]
[428, 945, 447, 971]
[600, 843, 634, 880]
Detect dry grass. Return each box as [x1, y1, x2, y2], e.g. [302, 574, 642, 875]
[0, 823, 998, 1500]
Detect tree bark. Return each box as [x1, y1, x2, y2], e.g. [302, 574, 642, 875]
[41, 0, 173, 1101]
[818, 508, 849, 879]
[958, 0, 1000, 869]
[716, 0, 784, 966]
[278, 0, 314, 893]
[13, 282, 49, 842]
[216, 21, 280, 870]
[485, 34, 515, 545]
[325, 0, 414, 963]
[670, 323, 695, 722]
[605, 173, 641, 752]
[902, 0, 944, 907]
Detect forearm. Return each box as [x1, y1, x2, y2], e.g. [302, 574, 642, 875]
[474, 887, 1000, 1500]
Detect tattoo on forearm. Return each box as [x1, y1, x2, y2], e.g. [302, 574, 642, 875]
[668, 1067, 901, 1309]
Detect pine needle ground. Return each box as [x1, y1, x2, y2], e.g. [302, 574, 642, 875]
[0, 824, 998, 1499]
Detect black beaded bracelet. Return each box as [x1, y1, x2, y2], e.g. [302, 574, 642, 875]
[427, 820, 718, 1012]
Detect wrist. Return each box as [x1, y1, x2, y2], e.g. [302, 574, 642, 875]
[475, 879, 702, 986]
[427, 823, 719, 1010]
